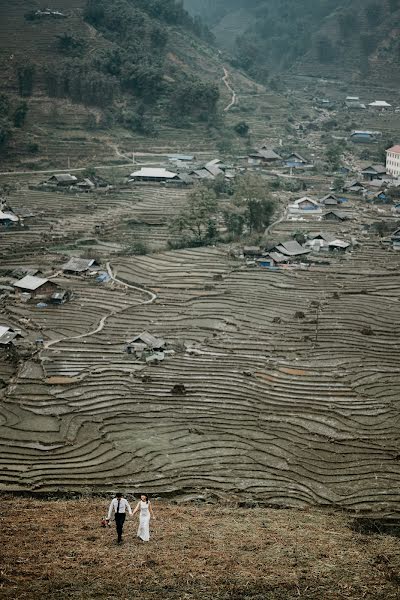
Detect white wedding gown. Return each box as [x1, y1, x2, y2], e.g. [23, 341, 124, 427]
[137, 500, 150, 541]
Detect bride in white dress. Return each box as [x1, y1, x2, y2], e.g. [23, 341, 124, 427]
[133, 494, 154, 541]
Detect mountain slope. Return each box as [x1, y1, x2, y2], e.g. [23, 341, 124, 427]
[0, 0, 236, 168]
[185, 0, 400, 85]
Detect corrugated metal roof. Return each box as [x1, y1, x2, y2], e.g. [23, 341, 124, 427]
[167, 154, 194, 161]
[62, 258, 96, 272]
[13, 275, 50, 291]
[369, 101, 391, 107]
[276, 240, 310, 256]
[49, 174, 78, 183]
[128, 331, 165, 349]
[0, 210, 18, 222]
[0, 326, 18, 345]
[129, 168, 178, 179]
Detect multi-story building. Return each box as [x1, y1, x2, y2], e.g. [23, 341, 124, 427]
[386, 145, 400, 178]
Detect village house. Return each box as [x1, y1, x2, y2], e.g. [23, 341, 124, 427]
[126, 331, 166, 362]
[248, 148, 282, 166]
[350, 130, 381, 144]
[361, 164, 387, 181]
[13, 275, 69, 304]
[323, 210, 350, 222]
[0, 208, 20, 229]
[0, 325, 22, 348]
[269, 240, 311, 261]
[243, 246, 261, 257]
[368, 100, 392, 111]
[190, 159, 231, 181]
[343, 180, 366, 194]
[46, 174, 78, 187]
[284, 152, 309, 168]
[386, 145, 400, 178]
[315, 98, 334, 108]
[344, 96, 367, 110]
[391, 229, 400, 250]
[306, 233, 350, 252]
[75, 178, 96, 192]
[167, 154, 194, 163]
[128, 168, 179, 183]
[319, 193, 339, 206]
[61, 258, 99, 275]
[288, 197, 322, 216]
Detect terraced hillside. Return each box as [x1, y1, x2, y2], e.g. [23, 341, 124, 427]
[0, 0, 254, 169]
[1, 197, 400, 510]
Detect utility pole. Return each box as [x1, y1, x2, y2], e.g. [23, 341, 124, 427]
[132, 152, 135, 165]
[67, 156, 70, 170]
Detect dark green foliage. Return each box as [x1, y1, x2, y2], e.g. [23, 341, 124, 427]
[365, 2, 383, 26]
[13, 102, 28, 128]
[56, 33, 87, 56]
[0, 94, 13, 151]
[170, 79, 219, 120]
[199, 0, 396, 82]
[234, 121, 249, 136]
[169, 185, 219, 245]
[224, 173, 275, 236]
[316, 36, 336, 64]
[81, 0, 216, 117]
[27, 142, 40, 153]
[17, 65, 35, 97]
[0, 118, 12, 151]
[44, 63, 116, 107]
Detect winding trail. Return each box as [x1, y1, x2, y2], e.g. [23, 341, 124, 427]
[106, 262, 157, 304]
[222, 67, 237, 112]
[40, 263, 157, 360]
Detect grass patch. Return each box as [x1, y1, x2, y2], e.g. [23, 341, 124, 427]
[1, 497, 400, 599]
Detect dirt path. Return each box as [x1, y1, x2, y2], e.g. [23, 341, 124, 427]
[40, 263, 157, 359]
[106, 262, 157, 304]
[222, 67, 237, 112]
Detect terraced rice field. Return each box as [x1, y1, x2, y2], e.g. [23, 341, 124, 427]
[1, 182, 400, 511]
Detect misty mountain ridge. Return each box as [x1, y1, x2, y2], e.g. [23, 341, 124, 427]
[185, 0, 400, 84]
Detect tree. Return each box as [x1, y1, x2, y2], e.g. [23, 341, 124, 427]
[13, 102, 28, 127]
[326, 145, 342, 171]
[225, 173, 275, 235]
[17, 64, 35, 97]
[365, 3, 382, 26]
[169, 185, 218, 245]
[234, 121, 249, 136]
[316, 36, 336, 64]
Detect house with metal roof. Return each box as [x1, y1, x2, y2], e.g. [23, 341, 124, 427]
[319, 193, 339, 206]
[0, 209, 19, 228]
[126, 331, 166, 360]
[350, 130, 382, 144]
[128, 168, 179, 183]
[46, 173, 78, 186]
[288, 197, 322, 216]
[361, 164, 386, 181]
[13, 275, 66, 302]
[0, 326, 22, 347]
[284, 152, 309, 168]
[248, 147, 282, 166]
[61, 258, 99, 275]
[323, 210, 350, 222]
[368, 100, 392, 110]
[270, 240, 311, 259]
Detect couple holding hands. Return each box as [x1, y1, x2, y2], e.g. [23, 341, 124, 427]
[107, 492, 155, 544]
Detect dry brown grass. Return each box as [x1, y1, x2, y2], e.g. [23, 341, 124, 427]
[1, 496, 400, 599]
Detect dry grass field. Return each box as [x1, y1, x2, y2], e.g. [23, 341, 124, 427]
[1, 496, 400, 600]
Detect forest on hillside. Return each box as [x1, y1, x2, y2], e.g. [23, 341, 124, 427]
[185, 0, 400, 82]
